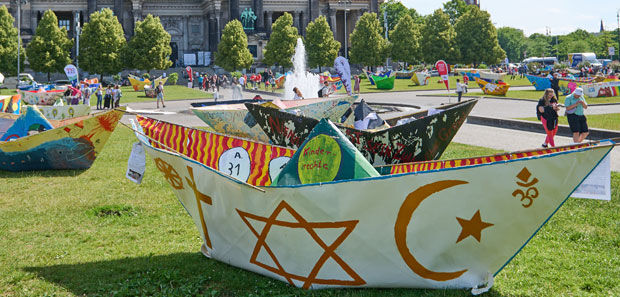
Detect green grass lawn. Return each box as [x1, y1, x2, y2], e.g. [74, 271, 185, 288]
[345, 75, 531, 94]
[1, 85, 210, 105]
[462, 89, 620, 104]
[1, 128, 618, 296]
[517, 113, 620, 131]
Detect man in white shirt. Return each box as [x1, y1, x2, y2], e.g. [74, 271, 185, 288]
[456, 79, 467, 102]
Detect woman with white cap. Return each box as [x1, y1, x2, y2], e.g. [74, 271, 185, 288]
[564, 87, 588, 143]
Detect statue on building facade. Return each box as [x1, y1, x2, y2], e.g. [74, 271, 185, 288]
[240, 8, 257, 30]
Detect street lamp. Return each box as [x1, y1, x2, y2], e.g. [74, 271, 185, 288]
[617, 9, 619, 60]
[338, 0, 352, 59]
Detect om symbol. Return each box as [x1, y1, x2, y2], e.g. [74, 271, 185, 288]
[154, 158, 184, 189]
[511, 167, 539, 208]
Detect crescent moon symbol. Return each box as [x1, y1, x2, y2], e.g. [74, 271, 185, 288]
[394, 180, 469, 282]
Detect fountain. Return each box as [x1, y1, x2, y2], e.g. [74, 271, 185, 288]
[283, 38, 321, 100]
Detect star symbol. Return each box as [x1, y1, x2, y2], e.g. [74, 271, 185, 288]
[455, 210, 494, 243]
[236, 201, 365, 289]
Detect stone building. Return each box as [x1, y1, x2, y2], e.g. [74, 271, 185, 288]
[3, 0, 380, 66]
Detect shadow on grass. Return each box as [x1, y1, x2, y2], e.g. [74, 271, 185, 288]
[23, 252, 507, 297]
[0, 169, 86, 179]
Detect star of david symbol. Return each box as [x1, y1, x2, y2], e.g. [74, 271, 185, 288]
[236, 201, 365, 289]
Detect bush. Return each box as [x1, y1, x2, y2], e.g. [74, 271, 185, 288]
[142, 73, 150, 79]
[230, 71, 242, 78]
[478, 64, 488, 69]
[113, 74, 121, 83]
[168, 72, 178, 85]
[358, 73, 367, 79]
[608, 61, 620, 72]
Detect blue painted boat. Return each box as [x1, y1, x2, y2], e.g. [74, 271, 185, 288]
[524, 74, 551, 91]
[0, 108, 123, 171]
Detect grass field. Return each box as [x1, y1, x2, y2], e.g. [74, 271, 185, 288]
[0, 85, 210, 105]
[343, 75, 532, 94]
[1, 127, 618, 296]
[517, 113, 620, 131]
[461, 89, 620, 104]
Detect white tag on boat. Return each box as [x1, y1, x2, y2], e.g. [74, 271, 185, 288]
[126, 142, 146, 184]
[572, 154, 611, 200]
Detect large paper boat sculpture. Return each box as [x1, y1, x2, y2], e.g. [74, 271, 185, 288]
[372, 74, 396, 90]
[245, 99, 477, 165]
[411, 72, 430, 86]
[524, 74, 551, 91]
[395, 70, 414, 79]
[37, 104, 91, 120]
[583, 80, 620, 98]
[18, 89, 65, 105]
[474, 77, 510, 96]
[0, 95, 22, 115]
[191, 97, 357, 142]
[0, 107, 123, 171]
[129, 75, 168, 91]
[133, 114, 617, 291]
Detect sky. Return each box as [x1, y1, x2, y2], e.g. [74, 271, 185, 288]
[401, 0, 620, 36]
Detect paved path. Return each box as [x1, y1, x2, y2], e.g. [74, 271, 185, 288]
[122, 86, 620, 171]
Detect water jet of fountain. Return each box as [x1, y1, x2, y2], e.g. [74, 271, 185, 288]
[283, 38, 321, 100]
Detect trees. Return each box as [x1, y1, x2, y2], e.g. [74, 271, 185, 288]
[349, 12, 388, 67]
[26, 10, 73, 82]
[526, 33, 552, 58]
[390, 14, 421, 65]
[263, 12, 298, 68]
[420, 9, 459, 64]
[454, 6, 505, 66]
[305, 15, 340, 70]
[379, 0, 408, 32]
[497, 27, 527, 62]
[215, 19, 254, 72]
[442, 0, 471, 25]
[0, 5, 25, 76]
[125, 14, 172, 74]
[79, 8, 126, 79]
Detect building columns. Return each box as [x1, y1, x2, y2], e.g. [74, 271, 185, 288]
[300, 11, 307, 36]
[30, 9, 37, 32]
[183, 16, 189, 53]
[209, 14, 218, 53]
[329, 9, 337, 38]
[292, 11, 300, 31]
[253, 0, 264, 30]
[265, 11, 273, 33]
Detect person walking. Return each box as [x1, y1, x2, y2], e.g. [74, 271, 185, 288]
[156, 81, 165, 108]
[114, 85, 122, 107]
[95, 86, 103, 110]
[550, 72, 560, 99]
[455, 79, 467, 102]
[536, 89, 560, 147]
[564, 88, 589, 143]
[104, 85, 113, 109]
[354, 75, 360, 95]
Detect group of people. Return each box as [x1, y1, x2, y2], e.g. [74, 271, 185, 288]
[537, 87, 589, 147]
[197, 73, 227, 93]
[94, 85, 123, 110]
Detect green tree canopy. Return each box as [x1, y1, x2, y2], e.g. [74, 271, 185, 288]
[79, 8, 126, 78]
[442, 0, 472, 25]
[420, 9, 459, 64]
[525, 33, 552, 58]
[26, 10, 73, 82]
[126, 14, 172, 73]
[263, 12, 298, 67]
[215, 19, 254, 72]
[389, 14, 421, 64]
[497, 27, 527, 62]
[454, 6, 505, 66]
[0, 5, 25, 76]
[379, 0, 408, 32]
[305, 15, 340, 69]
[350, 12, 388, 67]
